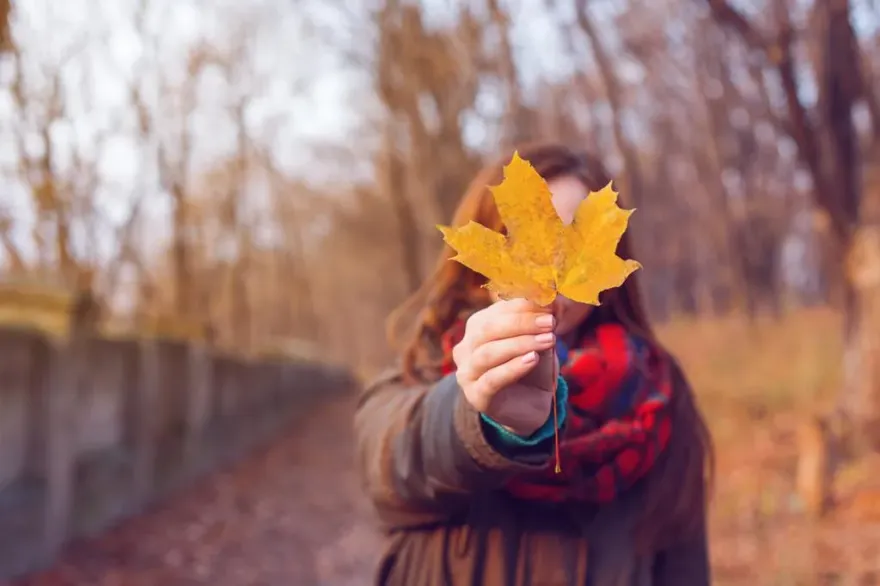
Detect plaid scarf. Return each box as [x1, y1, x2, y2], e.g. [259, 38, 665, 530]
[441, 319, 674, 503]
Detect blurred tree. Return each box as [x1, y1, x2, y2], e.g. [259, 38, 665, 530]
[1, 0, 877, 390]
[708, 0, 880, 446]
[0, 0, 10, 53]
[374, 0, 485, 290]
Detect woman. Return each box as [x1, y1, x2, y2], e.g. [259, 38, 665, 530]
[355, 143, 713, 585]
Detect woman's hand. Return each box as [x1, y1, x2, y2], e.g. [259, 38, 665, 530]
[452, 298, 558, 436]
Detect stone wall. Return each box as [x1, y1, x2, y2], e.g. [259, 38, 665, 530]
[0, 326, 353, 579]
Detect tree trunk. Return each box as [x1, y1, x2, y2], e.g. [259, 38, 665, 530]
[840, 225, 880, 448]
[383, 128, 423, 293]
[574, 2, 645, 209]
[0, 0, 11, 53]
[231, 233, 252, 352]
[486, 0, 528, 147]
[171, 185, 190, 316]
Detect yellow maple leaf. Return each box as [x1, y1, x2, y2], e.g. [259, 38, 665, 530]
[437, 151, 641, 306]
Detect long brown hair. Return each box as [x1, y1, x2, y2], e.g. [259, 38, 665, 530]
[387, 142, 713, 548]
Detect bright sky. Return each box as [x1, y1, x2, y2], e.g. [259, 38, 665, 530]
[1, 0, 363, 266]
[1, 0, 606, 181]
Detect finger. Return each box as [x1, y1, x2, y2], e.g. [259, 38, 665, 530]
[451, 341, 467, 375]
[474, 351, 543, 399]
[469, 333, 556, 378]
[470, 298, 549, 333]
[470, 310, 555, 345]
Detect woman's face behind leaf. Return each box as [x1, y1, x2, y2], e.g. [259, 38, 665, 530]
[547, 175, 594, 337]
[488, 174, 594, 337]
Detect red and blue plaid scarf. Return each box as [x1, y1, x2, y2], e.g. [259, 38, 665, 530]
[441, 320, 674, 503]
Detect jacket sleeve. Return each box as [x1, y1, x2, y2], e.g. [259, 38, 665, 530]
[480, 376, 568, 455]
[354, 369, 559, 530]
[652, 513, 711, 586]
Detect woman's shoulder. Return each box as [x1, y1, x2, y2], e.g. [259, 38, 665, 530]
[363, 367, 405, 391]
[361, 364, 441, 398]
[357, 367, 422, 414]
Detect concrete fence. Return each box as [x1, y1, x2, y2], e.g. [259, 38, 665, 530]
[0, 325, 354, 579]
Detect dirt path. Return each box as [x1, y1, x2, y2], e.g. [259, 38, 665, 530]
[12, 396, 381, 586]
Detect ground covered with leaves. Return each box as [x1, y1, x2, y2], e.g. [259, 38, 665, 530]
[11, 396, 381, 586]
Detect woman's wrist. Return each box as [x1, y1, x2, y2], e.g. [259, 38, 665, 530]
[481, 376, 569, 446]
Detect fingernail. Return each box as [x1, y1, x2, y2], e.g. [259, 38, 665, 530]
[535, 333, 555, 344]
[536, 314, 555, 329]
[521, 351, 538, 364]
